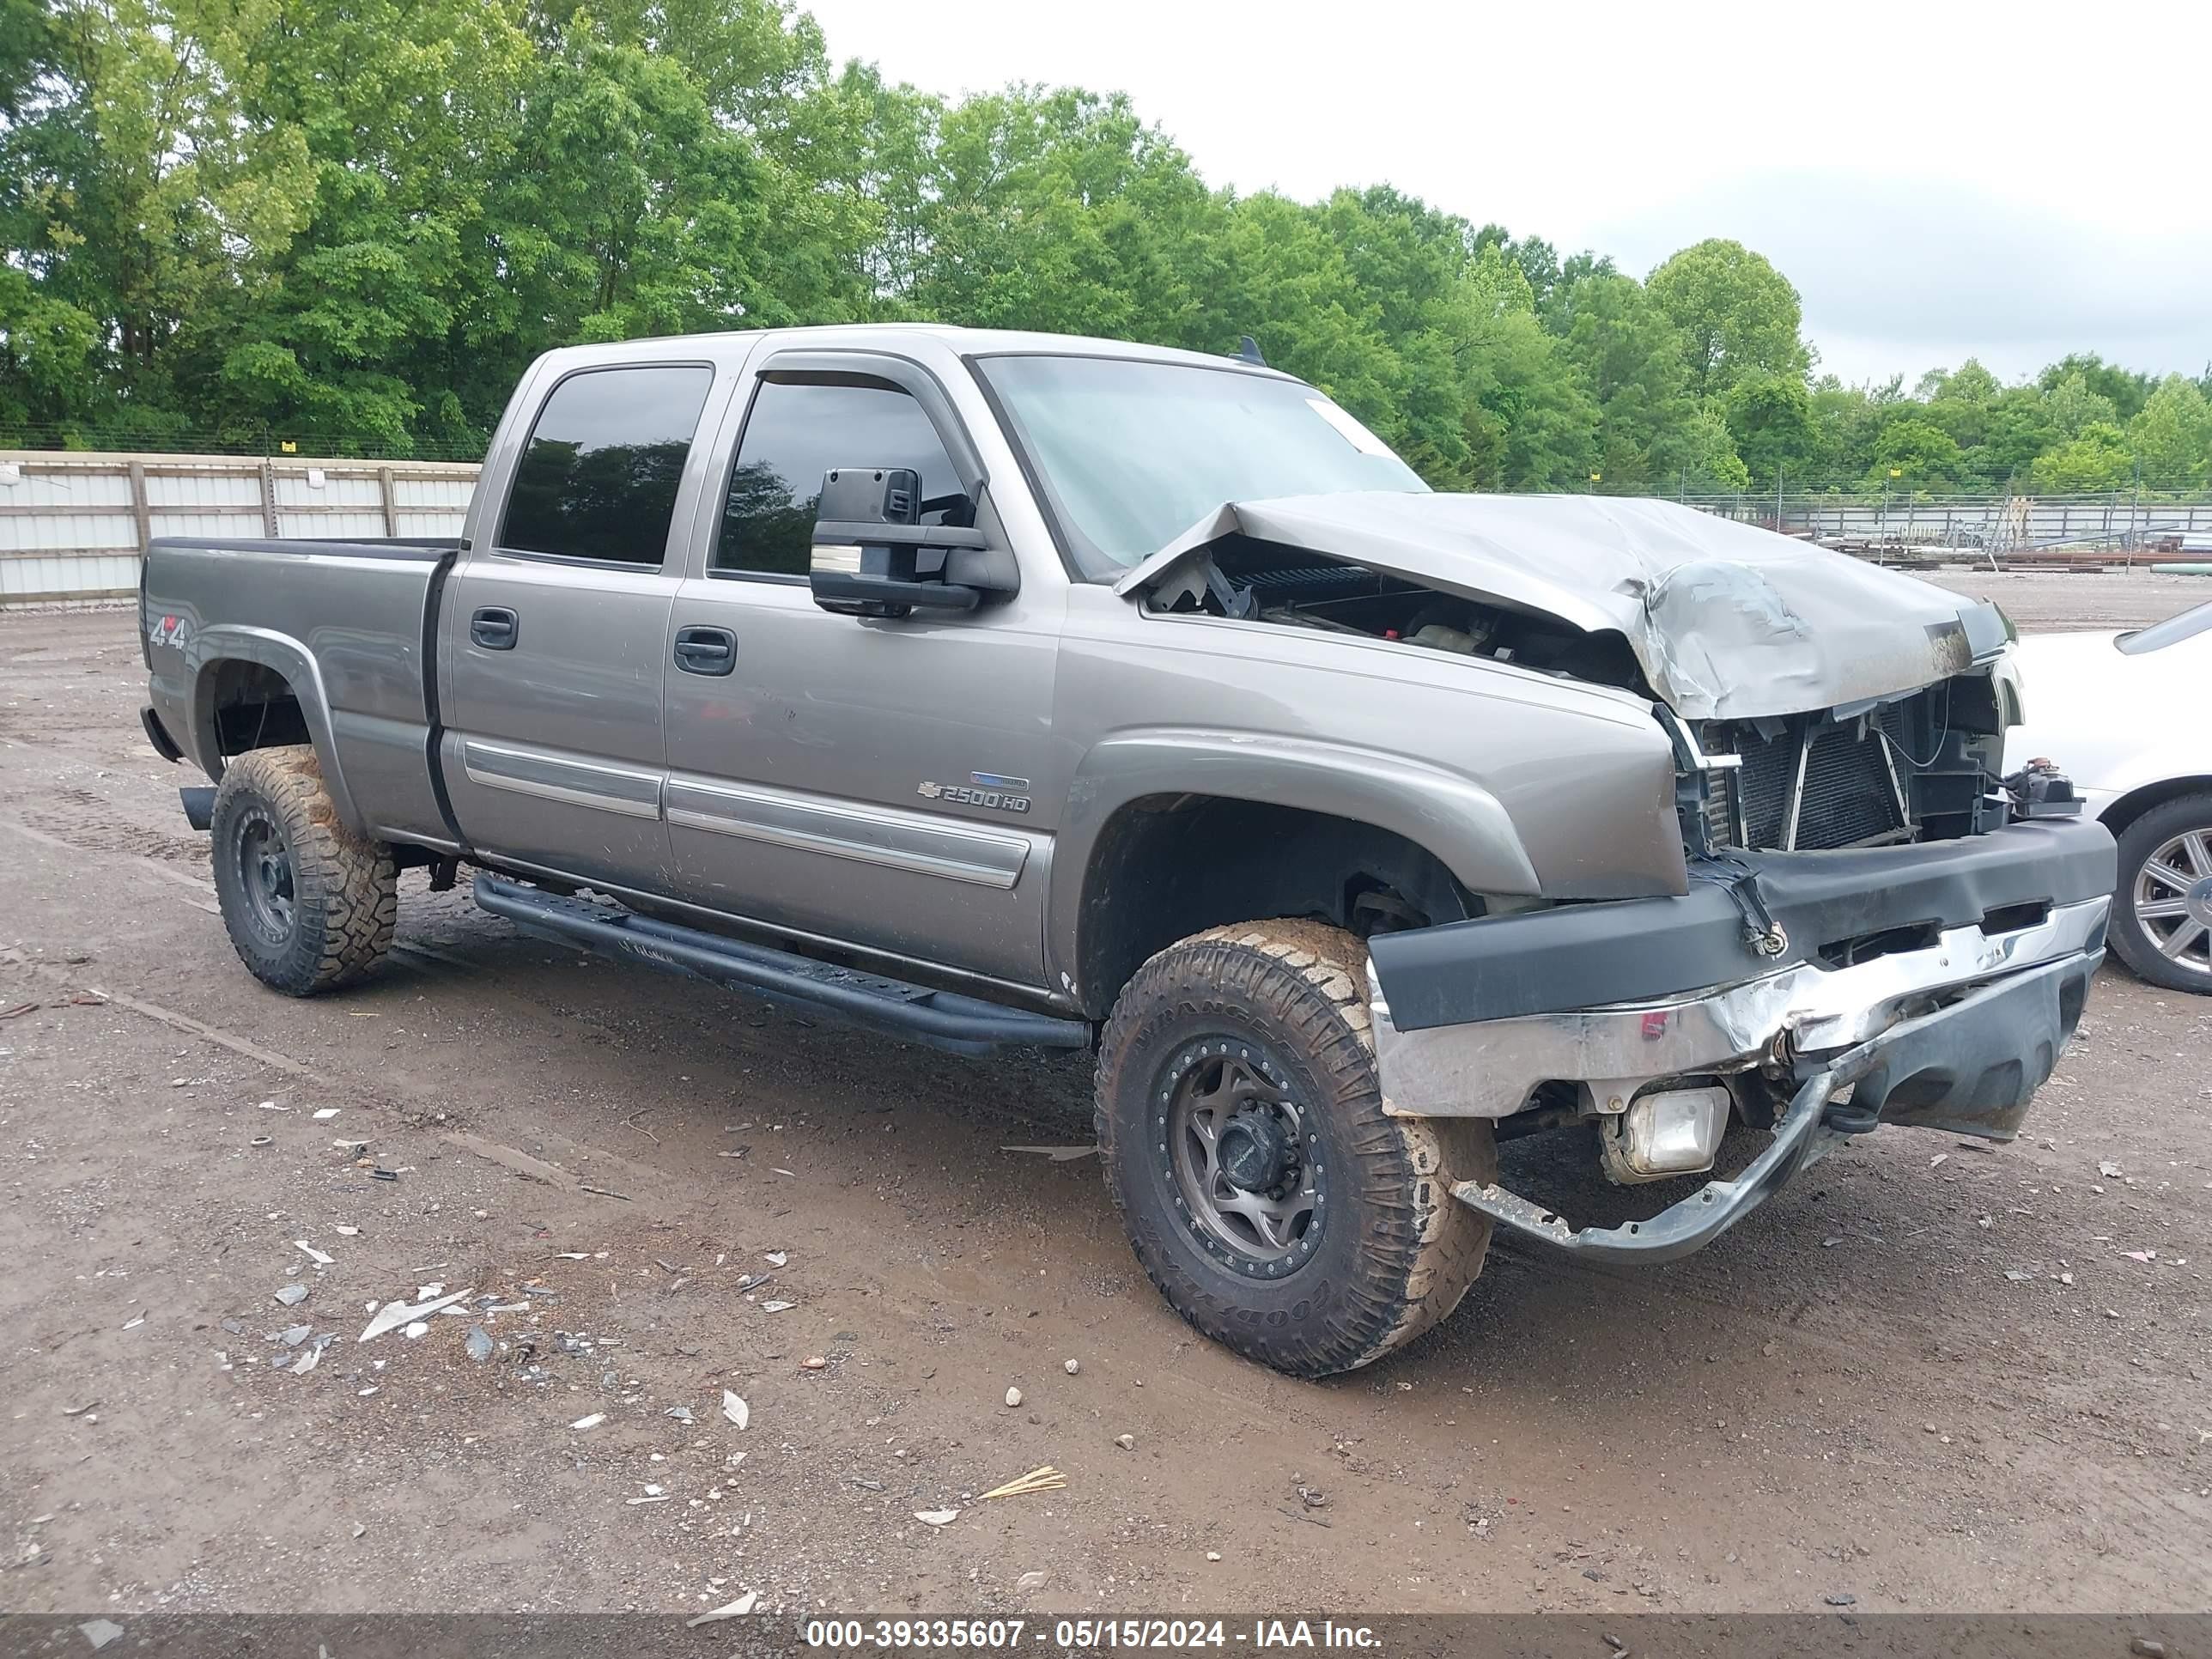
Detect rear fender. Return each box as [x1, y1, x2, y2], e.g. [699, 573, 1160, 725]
[188, 625, 362, 834]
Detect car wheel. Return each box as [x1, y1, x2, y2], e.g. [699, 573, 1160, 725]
[1094, 921, 1496, 1376]
[2108, 792, 2212, 994]
[210, 744, 398, 995]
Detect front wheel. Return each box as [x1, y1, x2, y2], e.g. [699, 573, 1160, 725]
[2109, 793, 2212, 993]
[1094, 921, 1496, 1376]
[210, 744, 398, 995]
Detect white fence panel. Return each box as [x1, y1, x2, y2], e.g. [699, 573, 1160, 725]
[0, 450, 480, 605]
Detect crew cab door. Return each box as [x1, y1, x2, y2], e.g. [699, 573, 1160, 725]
[438, 358, 720, 889]
[659, 349, 1065, 989]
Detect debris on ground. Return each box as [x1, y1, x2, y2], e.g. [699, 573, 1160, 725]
[723, 1390, 749, 1429]
[290, 1334, 335, 1374]
[295, 1240, 333, 1266]
[60, 1401, 100, 1418]
[2100, 1160, 2124, 1179]
[980, 1466, 1066, 1500]
[800, 1355, 827, 1370]
[1005, 1386, 1023, 1407]
[1063, 1358, 1080, 1376]
[1824, 1592, 1857, 1607]
[76, 1620, 125, 1651]
[570, 1413, 605, 1431]
[1014, 1571, 1048, 1592]
[687, 1591, 758, 1625]
[915, 1509, 959, 1527]
[760, 1300, 794, 1313]
[465, 1326, 494, 1362]
[1115, 1434, 1135, 1450]
[764, 1252, 787, 1267]
[999, 1145, 1097, 1162]
[274, 1283, 310, 1308]
[357, 1286, 472, 1343]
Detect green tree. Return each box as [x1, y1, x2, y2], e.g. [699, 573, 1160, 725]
[1867, 417, 1963, 489]
[2037, 352, 2154, 422]
[2125, 375, 2212, 489]
[2029, 421, 2135, 492]
[1556, 272, 1740, 490]
[1646, 238, 1810, 401]
[1972, 386, 2061, 487]
[2042, 370, 2119, 440]
[911, 87, 1223, 346]
[1723, 374, 1815, 485]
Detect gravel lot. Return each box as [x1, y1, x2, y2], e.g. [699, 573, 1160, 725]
[2, 580, 2207, 1619]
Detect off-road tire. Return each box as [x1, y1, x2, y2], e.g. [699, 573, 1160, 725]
[1095, 921, 1496, 1376]
[210, 744, 397, 995]
[2108, 792, 2212, 994]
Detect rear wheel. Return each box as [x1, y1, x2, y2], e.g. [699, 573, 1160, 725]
[2110, 793, 2212, 993]
[1095, 921, 1495, 1376]
[210, 744, 397, 995]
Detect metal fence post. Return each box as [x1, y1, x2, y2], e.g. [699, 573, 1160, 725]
[258, 460, 278, 537]
[378, 465, 398, 537]
[126, 459, 151, 557]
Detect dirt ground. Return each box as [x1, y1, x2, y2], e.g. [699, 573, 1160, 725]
[2, 580, 2208, 1620]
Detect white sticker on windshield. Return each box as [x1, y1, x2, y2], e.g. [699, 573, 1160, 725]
[1306, 398, 1395, 457]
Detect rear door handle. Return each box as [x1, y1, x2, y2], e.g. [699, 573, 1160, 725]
[470, 606, 519, 650]
[673, 625, 737, 676]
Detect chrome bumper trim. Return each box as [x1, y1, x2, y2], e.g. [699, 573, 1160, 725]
[1371, 896, 2109, 1119]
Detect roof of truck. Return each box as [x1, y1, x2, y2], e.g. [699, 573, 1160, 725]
[532, 323, 1297, 378]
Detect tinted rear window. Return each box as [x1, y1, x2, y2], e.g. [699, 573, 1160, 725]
[501, 365, 714, 564]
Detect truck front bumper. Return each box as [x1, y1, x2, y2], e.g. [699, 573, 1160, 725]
[1365, 817, 2116, 1262]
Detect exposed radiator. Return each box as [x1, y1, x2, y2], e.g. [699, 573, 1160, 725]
[1712, 709, 1911, 852]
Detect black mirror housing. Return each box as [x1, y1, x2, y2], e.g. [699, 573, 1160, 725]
[808, 465, 1014, 617]
[817, 466, 921, 526]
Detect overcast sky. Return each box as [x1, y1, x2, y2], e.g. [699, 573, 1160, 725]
[802, 0, 2212, 388]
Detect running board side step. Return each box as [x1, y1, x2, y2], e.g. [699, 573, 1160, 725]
[473, 876, 1091, 1057]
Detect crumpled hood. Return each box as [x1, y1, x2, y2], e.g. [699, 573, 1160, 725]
[1116, 491, 2009, 720]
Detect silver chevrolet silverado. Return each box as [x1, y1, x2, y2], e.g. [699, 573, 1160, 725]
[138, 325, 2115, 1376]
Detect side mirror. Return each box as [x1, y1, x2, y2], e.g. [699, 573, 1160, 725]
[807, 466, 1018, 617]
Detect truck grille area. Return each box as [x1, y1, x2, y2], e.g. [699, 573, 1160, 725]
[1709, 707, 1913, 853]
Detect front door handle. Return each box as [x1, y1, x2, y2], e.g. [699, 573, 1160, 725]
[470, 606, 519, 650]
[673, 625, 737, 676]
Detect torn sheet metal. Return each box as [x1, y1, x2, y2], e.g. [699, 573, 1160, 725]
[1116, 492, 2005, 720]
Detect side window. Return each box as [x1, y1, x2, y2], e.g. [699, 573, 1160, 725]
[715, 378, 964, 577]
[500, 364, 714, 564]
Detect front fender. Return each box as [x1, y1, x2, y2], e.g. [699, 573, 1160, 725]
[1045, 727, 1543, 996]
[188, 624, 364, 835]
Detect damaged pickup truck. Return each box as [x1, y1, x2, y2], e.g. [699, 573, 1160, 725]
[138, 325, 2114, 1376]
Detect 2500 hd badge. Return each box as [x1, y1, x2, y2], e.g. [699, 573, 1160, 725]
[917, 772, 1033, 812]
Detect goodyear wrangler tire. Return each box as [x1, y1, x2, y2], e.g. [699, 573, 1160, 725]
[210, 744, 397, 996]
[1095, 921, 1496, 1376]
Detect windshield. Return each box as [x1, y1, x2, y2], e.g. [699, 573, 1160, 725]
[976, 355, 1428, 577]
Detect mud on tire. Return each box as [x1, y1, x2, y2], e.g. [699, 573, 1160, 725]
[209, 744, 398, 996]
[1095, 921, 1496, 1376]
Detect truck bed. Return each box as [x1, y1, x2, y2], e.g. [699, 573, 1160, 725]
[141, 534, 464, 850]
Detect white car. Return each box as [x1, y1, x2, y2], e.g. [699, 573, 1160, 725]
[2007, 599, 2212, 992]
